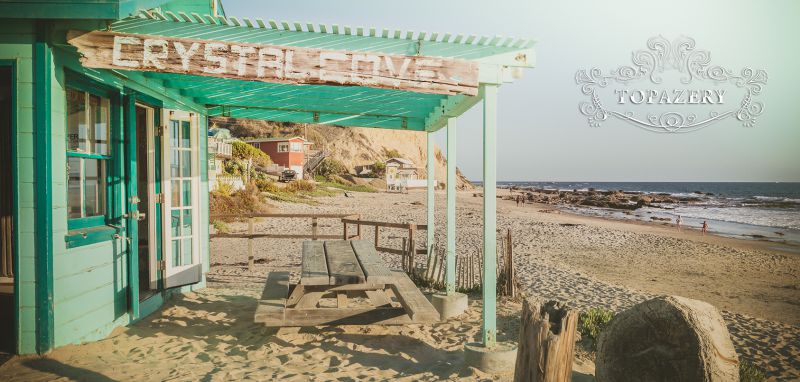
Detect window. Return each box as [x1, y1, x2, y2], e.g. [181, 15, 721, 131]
[66, 88, 111, 221]
[168, 119, 194, 268]
[290, 142, 302, 152]
[277, 142, 289, 152]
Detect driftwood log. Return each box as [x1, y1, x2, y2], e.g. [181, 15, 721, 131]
[514, 299, 579, 382]
[596, 295, 739, 382]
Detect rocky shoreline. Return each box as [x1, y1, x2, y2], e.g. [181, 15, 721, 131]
[504, 186, 705, 211]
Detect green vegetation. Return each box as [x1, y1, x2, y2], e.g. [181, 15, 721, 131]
[739, 361, 766, 382]
[578, 307, 615, 351]
[231, 140, 271, 167]
[383, 147, 401, 158]
[371, 161, 386, 177]
[316, 158, 348, 178]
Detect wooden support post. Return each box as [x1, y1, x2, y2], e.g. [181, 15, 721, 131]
[513, 299, 578, 382]
[374, 226, 380, 247]
[446, 117, 457, 295]
[482, 83, 498, 347]
[426, 131, 436, 262]
[356, 214, 362, 239]
[342, 221, 347, 240]
[247, 217, 255, 269]
[311, 217, 318, 240]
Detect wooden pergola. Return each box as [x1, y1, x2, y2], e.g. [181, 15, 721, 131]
[68, 9, 535, 347]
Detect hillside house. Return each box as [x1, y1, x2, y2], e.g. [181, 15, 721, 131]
[245, 137, 312, 179]
[386, 158, 423, 190]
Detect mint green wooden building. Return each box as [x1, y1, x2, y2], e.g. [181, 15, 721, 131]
[0, 0, 534, 356]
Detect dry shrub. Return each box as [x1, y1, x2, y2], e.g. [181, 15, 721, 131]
[327, 174, 354, 185]
[210, 183, 271, 221]
[285, 179, 316, 192]
[254, 179, 280, 193]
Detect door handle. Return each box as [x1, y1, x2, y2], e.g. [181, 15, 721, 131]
[124, 210, 147, 221]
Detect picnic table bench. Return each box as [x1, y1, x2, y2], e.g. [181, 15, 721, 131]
[255, 239, 440, 326]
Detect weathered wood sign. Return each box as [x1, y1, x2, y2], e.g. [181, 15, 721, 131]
[67, 30, 479, 96]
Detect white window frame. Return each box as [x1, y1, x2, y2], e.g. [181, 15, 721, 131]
[277, 142, 289, 152]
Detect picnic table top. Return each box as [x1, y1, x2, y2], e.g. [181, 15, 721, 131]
[301, 239, 397, 286]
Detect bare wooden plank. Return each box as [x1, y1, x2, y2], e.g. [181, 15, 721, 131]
[324, 241, 366, 285]
[365, 290, 392, 308]
[388, 271, 439, 322]
[254, 271, 289, 324]
[301, 241, 329, 285]
[66, 30, 479, 96]
[296, 291, 326, 309]
[351, 240, 397, 284]
[285, 284, 305, 308]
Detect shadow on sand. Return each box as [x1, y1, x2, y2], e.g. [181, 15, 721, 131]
[21, 358, 117, 382]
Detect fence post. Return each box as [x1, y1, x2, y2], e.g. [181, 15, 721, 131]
[247, 217, 254, 269]
[401, 237, 408, 272]
[374, 226, 380, 247]
[408, 223, 416, 274]
[311, 217, 318, 240]
[342, 220, 347, 240]
[356, 214, 362, 239]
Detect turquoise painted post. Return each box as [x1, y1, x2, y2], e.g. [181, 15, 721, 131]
[426, 132, 435, 261]
[34, 23, 54, 354]
[481, 84, 498, 347]
[445, 118, 456, 295]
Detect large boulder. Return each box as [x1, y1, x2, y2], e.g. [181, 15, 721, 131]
[596, 296, 739, 382]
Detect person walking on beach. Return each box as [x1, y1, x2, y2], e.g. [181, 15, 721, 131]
[516, 194, 521, 207]
[676, 215, 683, 231]
[702, 220, 708, 236]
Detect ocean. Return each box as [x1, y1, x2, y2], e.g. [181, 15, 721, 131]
[487, 181, 800, 248]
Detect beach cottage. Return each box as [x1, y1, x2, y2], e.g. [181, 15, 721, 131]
[0, 0, 534, 359]
[246, 137, 312, 179]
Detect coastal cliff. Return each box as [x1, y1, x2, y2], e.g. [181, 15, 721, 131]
[210, 117, 474, 189]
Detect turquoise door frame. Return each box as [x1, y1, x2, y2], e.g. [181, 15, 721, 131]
[124, 94, 140, 321]
[0, 59, 19, 354]
[124, 91, 165, 322]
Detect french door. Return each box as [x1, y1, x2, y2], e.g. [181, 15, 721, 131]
[162, 110, 202, 288]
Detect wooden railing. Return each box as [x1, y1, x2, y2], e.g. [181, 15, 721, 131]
[210, 213, 358, 268]
[341, 218, 428, 272]
[210, 214, 430, 272]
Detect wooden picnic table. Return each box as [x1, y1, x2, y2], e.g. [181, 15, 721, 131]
[255, 239, 440, 327]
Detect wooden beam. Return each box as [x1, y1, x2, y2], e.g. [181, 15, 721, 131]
[66, 30, 479, 96]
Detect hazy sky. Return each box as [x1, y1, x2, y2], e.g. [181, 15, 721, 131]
[224, 0, 800, 182]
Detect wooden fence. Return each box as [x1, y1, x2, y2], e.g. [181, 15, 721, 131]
[210, 214, 428, 271]
[210, 213, 358, 268]
[341, 218, 428, 272]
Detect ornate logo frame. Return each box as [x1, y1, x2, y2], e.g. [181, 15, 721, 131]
[575, 36, 768, 133]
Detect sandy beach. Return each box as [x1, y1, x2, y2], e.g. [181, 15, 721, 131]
[1, 189, 798, 381]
